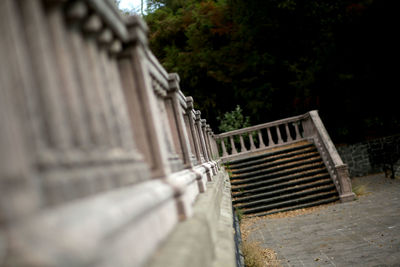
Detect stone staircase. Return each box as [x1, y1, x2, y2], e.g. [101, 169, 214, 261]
[227, 141, 340, 217]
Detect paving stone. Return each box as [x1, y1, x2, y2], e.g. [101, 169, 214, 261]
[248, 173, 400, 266]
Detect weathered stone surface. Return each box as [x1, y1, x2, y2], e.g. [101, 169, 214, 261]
[0, 1, 231, 266]
[146, 170, 236, 267]
[247, 174, 400, 267]
[337, 134, 400, 177]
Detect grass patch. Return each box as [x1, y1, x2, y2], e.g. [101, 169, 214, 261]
[353, 184, 368, 197]
[352, 184, 367, 196]
[241, 240, 281, 267]
[240, 217, 282, 267]
[235, 207, 244, 223]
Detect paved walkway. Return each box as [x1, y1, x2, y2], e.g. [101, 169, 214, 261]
[247, 173, 400, 266]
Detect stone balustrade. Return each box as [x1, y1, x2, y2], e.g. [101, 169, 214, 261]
[216, 114, 305, 159]
[216, 110, 355, 202]
[302, 111, 355, 202]
[0, 1, 231, 266]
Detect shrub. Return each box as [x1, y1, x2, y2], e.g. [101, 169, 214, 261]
[217, 105, 250, 133]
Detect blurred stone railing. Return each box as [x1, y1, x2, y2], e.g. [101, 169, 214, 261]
[0, 1, 233, 267]
[216, 114, 305, 159]
[216, 110, 355, 202]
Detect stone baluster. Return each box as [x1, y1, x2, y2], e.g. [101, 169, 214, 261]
[267, 127, 275, 146]
[239, 135, 247, 152]
[249, 132, 256, 151]
[285, 123, 293, 142]
[221, 138, 228, 157]
[257, 130, 266, 148]
[167, 74, 193, 168]
[229, 136, 238, 154]
[276, 125, 284, 144]
[294, 122, 301, 140]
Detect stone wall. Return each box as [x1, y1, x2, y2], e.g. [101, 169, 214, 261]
[0, 1, 234, 266]
[336, 135, 400, 178]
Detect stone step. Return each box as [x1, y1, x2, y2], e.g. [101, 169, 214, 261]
[227, 141, 314, 168]
[232, 172, 330, 197]
[230, 161, 326, 186]
[231, 151, 320, 175]
[232, 177, 333, 204]
[248, 195, 340, 217]
[241, 190, 338, 215]
[234, 184, 336, 210]
[231, 157, 323, 180]
[226, 140, 339, 217]
[228, 145, 318, 170]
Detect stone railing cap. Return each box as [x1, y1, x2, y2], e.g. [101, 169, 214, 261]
[125, 15, 148, 45]
[185, 97, 194, 109]
[168, 73, 180, 92]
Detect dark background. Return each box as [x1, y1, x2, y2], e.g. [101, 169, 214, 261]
[143, 0, 397, 143]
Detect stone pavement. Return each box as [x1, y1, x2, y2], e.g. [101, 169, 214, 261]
[247, 173, 400, 266]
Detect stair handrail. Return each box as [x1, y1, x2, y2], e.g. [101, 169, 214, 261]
[215, 113, 306, 159]
[303, 111, 355, 202]
[217, 114, 306, 138]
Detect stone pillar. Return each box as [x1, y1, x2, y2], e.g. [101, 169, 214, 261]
[118, 16, 171, 178]
[184, 97, 200, 165]
[207, 126, 220, 170]
[196, 112, 210, 162]
[206, 125, 215, 159]
[201, 120, 212, 161]
[336, 164, 356, 202]
[202, 120, 218, 175]
[166, 73, 193, 169]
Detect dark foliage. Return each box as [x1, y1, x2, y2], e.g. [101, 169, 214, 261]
[144, 0, 398, 143]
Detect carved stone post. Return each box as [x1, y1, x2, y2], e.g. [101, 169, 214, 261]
[209, 131, 220, 166]
[201, 120, 217, 175]
[167, 73, 193, 169]
[301, 113, 315, 139]
[201, 120, 212, 160]
[336, 164, 356, 202]
[206, 125, 216, 159]
[185, 97, 202, 164]
[181, 99, 197, 165]
[195, 111, 210, 162]
[118, 16, 171, 178]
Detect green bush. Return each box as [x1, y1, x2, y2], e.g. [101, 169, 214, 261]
[217, 105, 250, 133]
